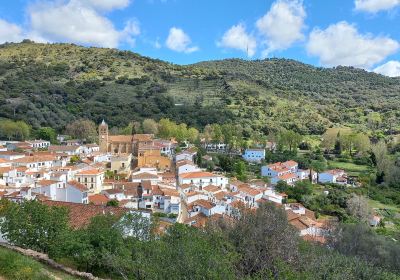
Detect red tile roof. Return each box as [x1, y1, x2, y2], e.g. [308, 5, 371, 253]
[180, 171, 219, 179]
[42, 200, 129, 229]
[88, 194, 109, 205]
[68, 180, 89, 192]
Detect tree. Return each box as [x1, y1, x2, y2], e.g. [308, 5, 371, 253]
[187, 127, 199, 143]
[346, 194, 371, 222]
[142, 119, 158, 135]
[66, 119, 97, 143]
[310, 160, 327, 183]
[0, 200, 69, 254]
[371, 141, 390, 175]
[0, 119, 30, 140]
[36, 127, 57, 143]
[353, 133, 370, 154]
[234, 161, 247, 181]
[209, 203, 300, 278]
[158, 118, 177, 139]
[106, 200, 119, 207]
[321, 128, 339, 152]
[278, 130, 302, 152]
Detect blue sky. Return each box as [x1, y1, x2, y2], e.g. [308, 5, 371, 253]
[0, 0, 400, 76]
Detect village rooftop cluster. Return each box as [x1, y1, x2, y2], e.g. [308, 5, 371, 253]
[0, 120, 362, 240]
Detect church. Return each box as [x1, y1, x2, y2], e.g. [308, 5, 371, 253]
[98, 120, 153, 155]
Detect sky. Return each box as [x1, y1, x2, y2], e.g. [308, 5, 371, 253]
[0, 0, 400, 76]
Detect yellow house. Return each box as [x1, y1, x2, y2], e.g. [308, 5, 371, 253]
[110, 154, 132, 175]
[137, 149, 172, 171]
[75, 168, 105, 194]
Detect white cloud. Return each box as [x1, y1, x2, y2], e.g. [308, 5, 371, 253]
[306, 21, 399, 69]
[80, 0, 131, 11]
[355, 0, 400, 13]
[218, 23, 257, 57]
[165, 27, 198, 53]
[374, 61, 400, 77]
[256, 0, 306, 57]
[27, 0, 138, 48]
[0, 19, 24, 44]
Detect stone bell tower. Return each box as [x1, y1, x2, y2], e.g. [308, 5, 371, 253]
[99, 119, 109, 153]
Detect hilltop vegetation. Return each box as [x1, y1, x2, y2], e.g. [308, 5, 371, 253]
[0, 41, 399, 135]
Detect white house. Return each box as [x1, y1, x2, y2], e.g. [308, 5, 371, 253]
[32, 180, 64, 201]
[188, 199, 225, 217]
[0, 151, 25, 161]
[11, 155, 56, 170]
[264, 188, 287, 204]
[131, 171, 161, 185]
[242, 149, 265, 163]
[175, 151, 195, 162]
[262, 160, 299, 185]
[271, 173, 298, 185]
[318, 169, 347, 185]
[176, 160, 200, 175]
[74, 168, 105, 193]
[49, 145, 83, 156]
[179, 171, 228, 189]
[26, 140, 51, 150]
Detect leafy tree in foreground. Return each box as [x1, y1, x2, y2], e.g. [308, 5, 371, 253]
[0, 200, 69, 254]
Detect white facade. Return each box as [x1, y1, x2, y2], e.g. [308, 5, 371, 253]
[242, 149, 265, 163]
[26, 140, 51, 149]
[179, 172, 228, 189]
[75, 169, 105, 193]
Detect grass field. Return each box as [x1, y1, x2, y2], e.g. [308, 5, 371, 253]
[0, 246, 79, 280]
[327, 160, 372, 176]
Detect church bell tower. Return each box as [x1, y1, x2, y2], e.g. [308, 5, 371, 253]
[99, 120, 109, 153]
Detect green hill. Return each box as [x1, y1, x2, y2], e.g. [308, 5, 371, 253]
[0, 41, 399, 134]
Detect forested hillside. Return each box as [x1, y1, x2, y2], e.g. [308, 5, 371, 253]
[0, 41, 399, 134]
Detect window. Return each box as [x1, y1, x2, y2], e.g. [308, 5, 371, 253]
[84, 178, 87, 183]
[78, 177, 81, 182]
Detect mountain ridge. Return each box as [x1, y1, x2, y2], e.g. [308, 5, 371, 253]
[0, 42, 399, 134]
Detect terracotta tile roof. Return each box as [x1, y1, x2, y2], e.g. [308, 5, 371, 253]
[214, 191, 229, 200]
[133, 134, 153, 142]
[42, 200, 129, 229]
[68, 180, 89, 192]
[108, 135, 134, 142]
[184, 213, 208, 228]
[160, 188, 179, 197]
[238, 185, 263, 196]
[278, 173, 297, 181]
[76, 168, 104, 175]
[289, 219, 308, 230]
[0, 151, 25, 156]
[103, 189, 124, 195]
[131, 172, 159, 180]
[49, 145, 80, 152]
[186, 191, 202, 197]
[325, 169, 345, 175]
[176, 160, 196, 167]
[230, 200, 247, 209]
[152, 185, 164, 196]
[286, 210, 300, 221]
[36, 179, 60, 186]
[180, 183, 192, 189]
[188, 199, 214, 210]
[12, 155, 56, 163]
[0, 167, 13, 174]
[202, 185, 221, 193]
[180, 171, 219, 179]
[89, 194, 109, 205]
[0, 158, 9, 163]
[283, 160, 298, 167]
